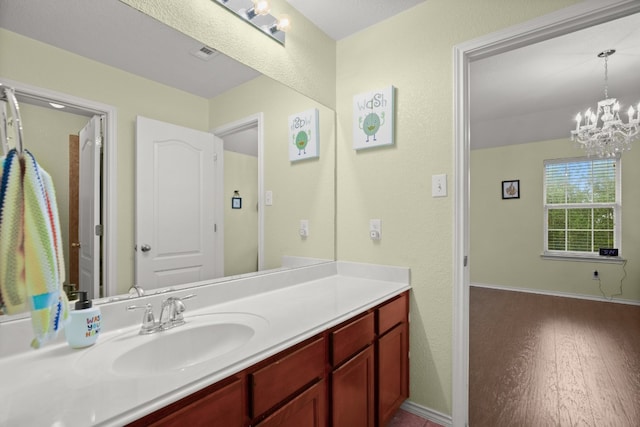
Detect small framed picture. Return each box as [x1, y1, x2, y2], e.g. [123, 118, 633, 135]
[502, 180, 520, 199]
[232, 196, 242, 209]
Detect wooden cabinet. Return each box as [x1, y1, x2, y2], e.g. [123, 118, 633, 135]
[377, 293, 409, 426]
[129, 291, 409, 427]
[330, 312, 375, 427]
[332, 346, 375, 427]
[256, 380, 326, 427]
[128, 377, 246, 427]
[331, 312, 375, 365]
[251, 337, 325, 419]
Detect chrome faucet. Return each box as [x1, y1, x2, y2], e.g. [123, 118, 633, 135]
[126, 303, 157, 335]
[127, 294, 196, 335]
[158, 294, 195, 330]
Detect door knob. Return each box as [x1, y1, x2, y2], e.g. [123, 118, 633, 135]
[141, 244, 151, 252]
[71, 242, 81, 248]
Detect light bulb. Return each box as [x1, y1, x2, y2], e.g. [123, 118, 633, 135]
[276, 15, 291, 32]
[252, 0, 271, 16]
[628, 106, 635, 118]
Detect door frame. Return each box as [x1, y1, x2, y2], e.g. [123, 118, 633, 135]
[452, 1, 640, 425]
[213, 113, 265, 271]
[0, 77, 118, 297]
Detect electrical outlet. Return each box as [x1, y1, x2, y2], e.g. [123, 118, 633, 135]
[369, 219, 381, 240]
[592, 270, 599, 280]
[299, 219, 309, 238]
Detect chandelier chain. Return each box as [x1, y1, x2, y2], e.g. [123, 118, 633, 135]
[603, 53, 609, 99]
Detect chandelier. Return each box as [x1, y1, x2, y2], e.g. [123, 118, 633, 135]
[571, 49, 640, 157]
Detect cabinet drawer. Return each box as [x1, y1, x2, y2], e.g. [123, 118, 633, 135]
[378, 293, 407, 335]
[145, 378, 244, 427]
[251, 337, 325, 417]
[256, 379, 326, 427]
[331, 312, 374, 366]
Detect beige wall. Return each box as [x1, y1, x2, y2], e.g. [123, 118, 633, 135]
[335, 0, 581, 415]
[17, 103, 89, 287]
[224, 151, 259, 276]
[209, 75, 336, 268]
[471, 138, 640, 302]
[0, 28, 211, 293]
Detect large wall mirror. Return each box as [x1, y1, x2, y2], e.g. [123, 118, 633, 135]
[0, 0, 336, 314]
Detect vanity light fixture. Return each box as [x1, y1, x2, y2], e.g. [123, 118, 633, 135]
[571, 49, 640, 157]
[213, 0, 288, 45]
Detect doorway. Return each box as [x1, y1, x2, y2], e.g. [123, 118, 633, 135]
[452, 1, 640, 425]
[214, 113, 265, 274]
[0, 78, 117, 298]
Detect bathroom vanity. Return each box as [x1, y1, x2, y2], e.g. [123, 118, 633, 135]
[129, 292, 408, 427]
[0, 261, 410, 426]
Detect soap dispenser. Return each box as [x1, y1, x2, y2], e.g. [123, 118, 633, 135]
[66, 291, 101, 348]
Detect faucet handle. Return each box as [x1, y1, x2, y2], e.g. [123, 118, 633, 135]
[172, 294, 196, 323]
[127, 304, 157, 334]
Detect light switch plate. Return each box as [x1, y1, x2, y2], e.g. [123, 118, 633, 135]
[432, 174, 447, 197]
[265, 190, 273, 206]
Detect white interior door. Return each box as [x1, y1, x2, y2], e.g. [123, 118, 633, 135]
[78, 115, 102, 299]
[135, 116, 220, 289]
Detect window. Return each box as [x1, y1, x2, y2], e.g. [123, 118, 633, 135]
[543, 157, 620, 257]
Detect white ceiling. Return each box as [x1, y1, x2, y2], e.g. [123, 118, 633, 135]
[470, 12, 640, 149]
[286, 0, 426, 40]
[1, 1, 638, 151]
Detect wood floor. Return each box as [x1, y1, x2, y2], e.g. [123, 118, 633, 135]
[470, 287, 640, 427]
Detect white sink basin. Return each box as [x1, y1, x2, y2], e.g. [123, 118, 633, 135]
[75, 312, 268, 377]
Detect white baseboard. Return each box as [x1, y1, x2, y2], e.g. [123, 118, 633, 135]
[401, 400, 452, 427]
[471, 282, 640, 307]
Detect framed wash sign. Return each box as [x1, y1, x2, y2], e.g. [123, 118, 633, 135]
[353, 86, 395, 150]
[288, 108, 319, 161]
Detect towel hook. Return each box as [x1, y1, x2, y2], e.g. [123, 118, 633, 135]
[2, 87, 24, 154]
[1, 98, 8, 155]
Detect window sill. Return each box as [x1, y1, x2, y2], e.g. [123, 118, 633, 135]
[541, 253, 625, 264]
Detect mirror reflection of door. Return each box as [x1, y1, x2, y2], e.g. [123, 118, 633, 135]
[77, 116, 102, 300]
[135, 116, 223, 290]
[68, 115, 102, 300]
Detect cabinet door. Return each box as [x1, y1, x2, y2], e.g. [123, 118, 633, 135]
[147, 378, 244, 427]
[332, 346, 375, 427]
[256, 380, 326, 427]
[378, 323, 409, 426]
[251, 337, 325, 418]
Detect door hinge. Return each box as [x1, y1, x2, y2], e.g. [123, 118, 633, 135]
[214, 224, 217, 232]
[213, 153, 218, 162]
[464, 256, 468, 267]
[95, 224, 103, 236]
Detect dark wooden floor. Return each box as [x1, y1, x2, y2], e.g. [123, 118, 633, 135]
[470, 287, 640, 427]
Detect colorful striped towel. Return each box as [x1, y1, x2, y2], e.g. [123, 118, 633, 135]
[0, 148, 69, 348]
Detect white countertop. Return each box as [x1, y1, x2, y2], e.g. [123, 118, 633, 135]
[0, 261, 410, 426]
